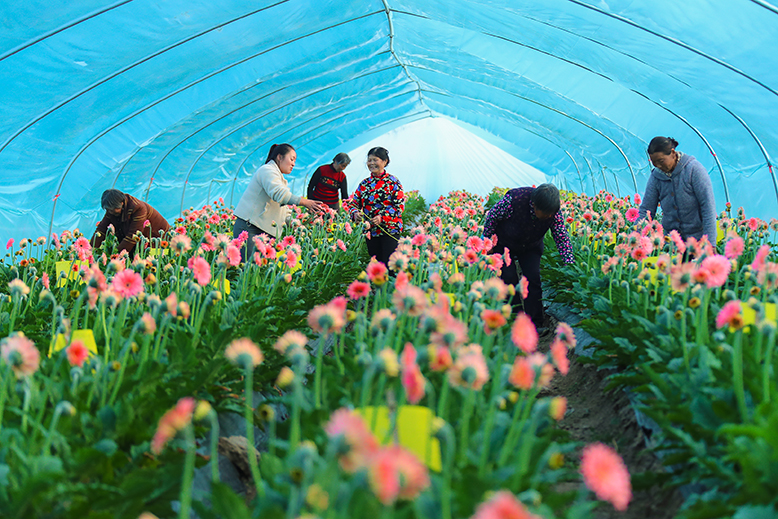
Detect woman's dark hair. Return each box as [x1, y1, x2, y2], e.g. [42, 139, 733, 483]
[101, 189, 125, 211]
[531, 183, 560, 215]
[265, 143, 295, 164]
[367, 146, 390, 166]
[332, 152, 351, 166]
[647, 136, 679, 155]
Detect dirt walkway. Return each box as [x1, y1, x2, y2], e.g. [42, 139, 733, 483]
[538, 315, 683, 519]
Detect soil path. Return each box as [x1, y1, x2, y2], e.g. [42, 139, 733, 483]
[539, 314, 683, 519]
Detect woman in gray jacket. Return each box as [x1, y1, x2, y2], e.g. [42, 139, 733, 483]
[637, 136, 717, 242]
[233, 143, 327, 261]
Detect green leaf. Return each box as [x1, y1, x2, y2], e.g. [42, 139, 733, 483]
[0, 463, 9, 487]
[209, 482, 252, 519]
[93, 439, 118, 456]
[260, 454, 284, 480]
[31, 455, 64, 475]
[97, 405, 117, 433]
[733, 505, 778, 519]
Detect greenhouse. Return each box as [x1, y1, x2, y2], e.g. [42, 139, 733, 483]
[1, 1, 777, 518]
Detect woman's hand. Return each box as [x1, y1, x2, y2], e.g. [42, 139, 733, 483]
[300, 198, 327, 213]
[370, 215, 382, 226]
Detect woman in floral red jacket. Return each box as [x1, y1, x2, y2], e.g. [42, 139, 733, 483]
[345, 147, 404, 267]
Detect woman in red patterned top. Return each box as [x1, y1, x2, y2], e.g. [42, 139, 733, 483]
[345, 147, 404, 267]
[306, 152, 351, 210]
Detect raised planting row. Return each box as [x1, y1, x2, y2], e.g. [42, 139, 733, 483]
[544, 189, 778, 519]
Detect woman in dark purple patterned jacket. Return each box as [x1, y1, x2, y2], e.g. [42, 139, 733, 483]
[483, 183, 574, 331]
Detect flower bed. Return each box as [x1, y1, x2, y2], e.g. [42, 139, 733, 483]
[2, 192, 637, 518]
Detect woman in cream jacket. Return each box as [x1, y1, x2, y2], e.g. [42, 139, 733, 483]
[233, 143, 326, 260]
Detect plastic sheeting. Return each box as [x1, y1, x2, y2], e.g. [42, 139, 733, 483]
[1, 0, 777, 246]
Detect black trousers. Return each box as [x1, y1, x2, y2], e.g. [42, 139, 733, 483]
[366, 233, 398, 267]
[500, 242, 544, 328]
[232, 217, 270, 264]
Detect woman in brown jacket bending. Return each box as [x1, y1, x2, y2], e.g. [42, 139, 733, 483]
[90, 189, 170, 255]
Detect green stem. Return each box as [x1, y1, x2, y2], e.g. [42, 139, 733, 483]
[209, 411, 220, 483]
[314, 333, 327, 409]
[178, 425, 196, 519]
[289, 362, 304, 452]
[763, 327, 776, 403]
[244, 367, 264, 497]
[21, 379, 33, 434]
[497, 388, 538, 466]
[8, 299, 21, 334]
[733, 331, 748, 422]
[40, 404, 66, 455]
[436, 379, 450, 423]
[511, 411, 540, 490]
[476, 401, 497, 478]
[457, 389, 476, 467]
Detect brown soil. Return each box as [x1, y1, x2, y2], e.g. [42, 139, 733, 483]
[538, 315, 684, 519]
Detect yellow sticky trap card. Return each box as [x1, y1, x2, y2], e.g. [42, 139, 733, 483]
[716, 220, 724, 245]
[357, 405, 442, 472]
[49, 329, 99, 358]
[739, 302, 777, 332]
[212, 278, 231, 295]
[148, 248, 169, 258]
[55, 260, 89, 287]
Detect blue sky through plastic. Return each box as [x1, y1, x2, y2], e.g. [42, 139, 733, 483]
[1, 0, 777, 246]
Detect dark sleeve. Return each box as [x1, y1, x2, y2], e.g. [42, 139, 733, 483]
[90, 213, 111, 248]
[341, 175, 348, 200]
[118, 204, 150, 253]
[482, 194, 513, 238]
[550, 211, 575, 264]
[307, 167, 322, 199]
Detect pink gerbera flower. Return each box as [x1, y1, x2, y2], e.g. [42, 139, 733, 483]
[284, 250, 298, 270]
[447, 344, 489, 390]
[724, 236, 745, 260]
[188, 256, 211, 286]
[307, 297, 347, 333]
[554, 322, 576, 349]
[518, 276, 529, 300]
[466, 235, 484, 252]
[325, 408, 380, 472]
[368, 445, 430, 505]
[224, 338, 264, 368]
[508, 355, 535, 390]
[751, 244, 771, 273]
[716, 300, 743, 330]
[111, 269, 144, 298]
[1, 334, 41, 378]
[366, 260, 388, 285]
[471, 490, 540, 519]
[401, 363, 426, 404]
[511, 312, 538, 353]
[701, 255, 731, 288]
[580, 443, 632, 511]
[625, 207, 639, 223]
[66, 340, 90, 367]
[347, 280, 370, 300]
[550, 338, 570, 375]
[481, 309, 507, 334]
[225, 245, 241, 266]
[151, 397, 196, 454]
